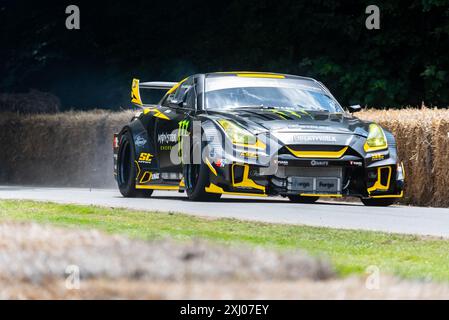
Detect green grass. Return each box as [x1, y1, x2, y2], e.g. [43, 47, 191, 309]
[1, 199, 449, 282]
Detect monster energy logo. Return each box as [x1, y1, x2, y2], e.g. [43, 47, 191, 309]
[178, 120, 190, 139]
[178, 119, 190, 160]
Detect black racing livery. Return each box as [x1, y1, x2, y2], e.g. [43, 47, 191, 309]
[113, 72, 405, 206]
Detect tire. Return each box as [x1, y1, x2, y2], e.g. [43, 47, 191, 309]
[116, 130, 153, 198]
[183, 141, 221, 202]
[361, 198, 396, 207]
[288, 195, 319, 203]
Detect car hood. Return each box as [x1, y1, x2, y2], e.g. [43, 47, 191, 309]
[206, 108, 370, 138]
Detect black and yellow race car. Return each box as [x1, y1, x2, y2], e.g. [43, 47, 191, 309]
[113, 72, 404, 206]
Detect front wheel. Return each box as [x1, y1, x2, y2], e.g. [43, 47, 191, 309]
[183, 142, 221, 202]
[183, 163, 221, 201]
[288, 195, 319, 203]
[361, 198, 396, 207]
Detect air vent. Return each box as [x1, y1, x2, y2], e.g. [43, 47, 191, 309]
[232, 165, 245, 184]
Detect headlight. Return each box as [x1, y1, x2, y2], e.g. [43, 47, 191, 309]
[364, 123, 388, 152]
[217, 119, 265, 150]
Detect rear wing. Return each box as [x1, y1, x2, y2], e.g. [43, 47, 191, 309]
[131, 78, 177, 106]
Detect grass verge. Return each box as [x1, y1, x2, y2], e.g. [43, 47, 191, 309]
[1, 199, 448, 282]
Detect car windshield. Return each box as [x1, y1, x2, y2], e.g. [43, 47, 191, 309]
[205, 76, 343, 113]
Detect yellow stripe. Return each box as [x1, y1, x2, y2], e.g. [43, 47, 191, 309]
[286, 110, 302, 119]
[269, 110, 289, 119]
[231, 164, 266, 192]
[139, 172, 152, 184]
[300, 193, 342, 198]
[134, 160, 142, 182]
[143, 107, 170, 120]
[205, 183, 267, 197]
[205, 158, 217, 176]
[364, 144, 388, 152]
[153, 110, 170, 120]
[286, 146, 348, 159]
[236, 73, 285, 79]
[136, 185, 179, 190]
[371, 191, 403, 199]
[135, 161, 178, 190]
[367, 166, 392, 194]
[234, 139, 266, 150]
[166, 77, 188, 95]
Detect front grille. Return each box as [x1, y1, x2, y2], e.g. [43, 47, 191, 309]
[278, 145, 358, 157]
[276, 166, 342, 178]
[274, 167, 343, 194]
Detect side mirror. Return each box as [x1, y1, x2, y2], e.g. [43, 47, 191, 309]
[347, 104, 362, 113]
[167, 94, 184, 109]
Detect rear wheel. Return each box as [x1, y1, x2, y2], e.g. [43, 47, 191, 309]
[183, 142, 221, 202]
[288, 195, 319, 203]
[117, 131, 153, 198]
[361, 198, 396, 207]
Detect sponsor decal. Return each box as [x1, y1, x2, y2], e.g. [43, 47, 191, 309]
[371, 153, 385, 161]
[240, 151, 258, 158]
[139, 153, 153, 161]
[318, 181, 335, 190]
[135, 135, 147, 147]
[160, 145, 173, 151]
[178, 120, 190, 159]
[293, 135, 337, 143]
[350, 161, 363, 167]
[151, 172, 160, 180]
[178, 120, 190, 139]
[214, 159, 226, 168]
[298, 181, 311, 189]
[158, 132, 177, 144]
[310, 160, 329, 166]
[138, 152, 153, 164]
[275, 160, 289, 166]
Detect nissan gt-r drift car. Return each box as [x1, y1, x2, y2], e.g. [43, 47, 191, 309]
[113, 72, 405, 206]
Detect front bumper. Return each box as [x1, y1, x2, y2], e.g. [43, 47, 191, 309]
[204, 142, 405, 199]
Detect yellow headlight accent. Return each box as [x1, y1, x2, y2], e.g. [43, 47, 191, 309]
[364, 123, 388, 152]
[217, 119, 265, 150]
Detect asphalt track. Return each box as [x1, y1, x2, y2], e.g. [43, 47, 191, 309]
[0, 186, 448, 237]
